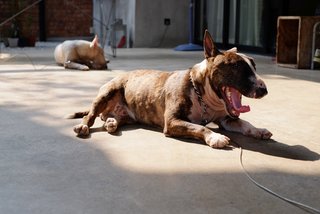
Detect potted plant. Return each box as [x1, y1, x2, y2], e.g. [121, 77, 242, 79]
[4, 0, 20, 47]
[7, 19, 20, 47]
[5, 0, 37, 47]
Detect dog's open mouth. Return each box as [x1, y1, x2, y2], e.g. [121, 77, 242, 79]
[221, 86, 250, 118]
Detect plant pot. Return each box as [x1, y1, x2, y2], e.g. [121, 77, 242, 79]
[7, 38, 19, 47]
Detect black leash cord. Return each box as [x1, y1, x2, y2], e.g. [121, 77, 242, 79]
[235, 143, 320, 214]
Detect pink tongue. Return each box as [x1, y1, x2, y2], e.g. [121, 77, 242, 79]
[237, 105, 250, 113]
[231, 89, 250, 113]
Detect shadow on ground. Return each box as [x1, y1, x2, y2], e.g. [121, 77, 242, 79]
[88, 123, 320, 162]
[1, 48, 320, 214]
[1, 106, 320, 214]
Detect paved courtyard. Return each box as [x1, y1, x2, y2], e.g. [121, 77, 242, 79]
[0, 44, 319, 214]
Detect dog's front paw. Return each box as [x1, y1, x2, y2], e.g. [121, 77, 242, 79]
[245, 128, 272, 140]
[73, 124, 90, 136]
[259, 128, 273, 139]
[104, 118, 118, 133]
[79, 65, 89, 71]
[205, 133, 230, 148]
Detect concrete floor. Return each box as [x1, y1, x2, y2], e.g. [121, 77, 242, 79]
[0, 45, 319, 214]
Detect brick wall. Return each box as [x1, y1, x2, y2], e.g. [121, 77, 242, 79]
[0, 0, 93, 40]
[0, 1, 13, 37]
[0, 0, 39, 38]
[46, 0, 93, 38]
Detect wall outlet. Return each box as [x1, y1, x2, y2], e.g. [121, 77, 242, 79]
[164, 18, 171, 26]
[89, 27, 94, 34]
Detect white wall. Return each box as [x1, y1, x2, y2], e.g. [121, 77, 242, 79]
[134, 0, 189, 47]
[93, 0, 189, 48]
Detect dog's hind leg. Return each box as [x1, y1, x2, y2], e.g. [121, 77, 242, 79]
[73, 83, 123, 136]
[73, 95, 108, 136]
[64, 60, 89, 71]
[104, 117, 119, 133]
[102, 104, 136, 133]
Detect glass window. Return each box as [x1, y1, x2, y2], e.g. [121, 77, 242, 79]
[228, 0, 237, 44]
[206, 0, 224, 43]
[238, 0, 264, 47]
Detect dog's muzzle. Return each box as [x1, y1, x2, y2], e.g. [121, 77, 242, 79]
[221, 86, 250, 118]
[220, 78, 268, 118]
[249, 78, 268, 99]
[253, 87, 268, 98]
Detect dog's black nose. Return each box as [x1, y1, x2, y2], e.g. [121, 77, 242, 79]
[252, 78, 268, 98]
[255, 87, 268, 98]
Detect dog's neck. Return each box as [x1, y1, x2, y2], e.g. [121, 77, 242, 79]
[189, 72, 208, 125]
[190, 60, 228, 123]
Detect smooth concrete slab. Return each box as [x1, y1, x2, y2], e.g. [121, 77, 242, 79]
[0, 45, 320, 214]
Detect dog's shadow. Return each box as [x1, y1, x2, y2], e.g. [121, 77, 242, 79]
[213, 128, 320, 161]
[85, 124, 320, 161]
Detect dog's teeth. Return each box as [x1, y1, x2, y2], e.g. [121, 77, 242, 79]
[226, 88, 231, 97]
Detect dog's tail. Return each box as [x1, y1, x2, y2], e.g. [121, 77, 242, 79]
[65, 110, 89, 119]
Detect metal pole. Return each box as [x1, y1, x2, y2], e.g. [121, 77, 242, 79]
[188, 0, 193, 43]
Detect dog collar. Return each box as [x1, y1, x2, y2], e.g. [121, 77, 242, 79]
[190, 74, 209, 125]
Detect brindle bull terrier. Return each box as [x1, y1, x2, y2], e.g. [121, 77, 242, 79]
[68, 30, 272, 148]
[54, 35, 109, 71]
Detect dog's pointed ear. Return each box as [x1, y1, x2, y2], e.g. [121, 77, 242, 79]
[226, 47, 237, 53]
[90, 35, 99, 48]
[203, 30, 221, 59]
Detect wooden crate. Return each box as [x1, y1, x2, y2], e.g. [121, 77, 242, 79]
[276, 16, 320, 69]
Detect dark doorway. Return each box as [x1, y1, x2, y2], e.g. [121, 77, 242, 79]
[194, 0, 319, 54]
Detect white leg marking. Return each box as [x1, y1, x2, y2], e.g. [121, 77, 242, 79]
[104, 118, 118, 133]
[205, 132, 230, 148]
